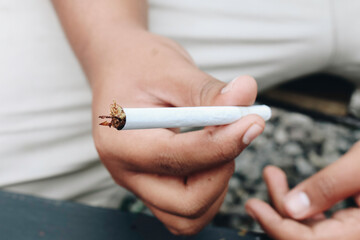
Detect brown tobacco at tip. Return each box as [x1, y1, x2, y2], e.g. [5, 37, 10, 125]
[98, 100, 126, 130]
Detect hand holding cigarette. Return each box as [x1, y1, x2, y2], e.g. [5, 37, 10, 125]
[93, 77, 265, 235]
[61, 7, 266, 233]
[92, 74, 266, 235]
[99, 101, 271, 130]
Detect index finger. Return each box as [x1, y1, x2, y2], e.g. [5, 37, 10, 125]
[95, 114, 265, 176]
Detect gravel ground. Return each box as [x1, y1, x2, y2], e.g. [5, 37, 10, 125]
[119, 106, 360, 233]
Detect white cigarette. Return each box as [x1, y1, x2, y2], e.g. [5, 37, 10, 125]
[121, 105, 271, 130]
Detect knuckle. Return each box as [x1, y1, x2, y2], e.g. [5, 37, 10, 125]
[209, 133, 241, 162]
[198, 79, 214, 106]
[156, 152, 189, 176]
[193, 76, 223, 106]
[215, 143, 239, 162]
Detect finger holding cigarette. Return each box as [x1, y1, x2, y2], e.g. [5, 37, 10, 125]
[99, 101, 271, 130]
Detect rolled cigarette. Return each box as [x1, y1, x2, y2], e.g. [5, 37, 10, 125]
[119, 105, 271, 130]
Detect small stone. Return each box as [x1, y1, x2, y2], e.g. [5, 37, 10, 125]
[282, 113, 313, 130]
[289, 127, 307, 142]
[236, 156, 262, 181]
[269, 153, 293, 168]
[295, 157, 315, 176]
[283, 142, 303, 156]
[323, 138, 338, 155]
[308, 150, 325, 168]
[274, 127, 288, 144]
[223, 192, 235, 206]
[228, 177, 242, 190]
[251, 135, 269, 149]
[310, 128, 326, 144]
[262, 123, 275, 137]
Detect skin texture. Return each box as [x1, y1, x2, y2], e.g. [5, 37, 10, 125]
[52, 0, 265, 235]
[246, 141, 360, 240]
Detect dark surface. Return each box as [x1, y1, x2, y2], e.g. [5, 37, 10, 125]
[0, 191, 271, 240]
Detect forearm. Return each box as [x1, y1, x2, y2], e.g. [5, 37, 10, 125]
[52, 0, 148, 84]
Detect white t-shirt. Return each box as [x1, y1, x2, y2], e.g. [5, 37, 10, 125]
[0, 0, 124, 207]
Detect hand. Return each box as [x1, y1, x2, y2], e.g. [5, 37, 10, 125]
[92, 31, 265, 235]
[245, 141, 360, 240]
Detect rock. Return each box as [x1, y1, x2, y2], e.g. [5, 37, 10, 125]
[322, 137, 338, 155]
[262, 123, 275, 137]
[295, 157, 315, 176]
[236, 156, 262, 181]
[283, 142, 303, 156]
[274, 127, 288, 144]
[251, 135, 269, 149]
[269, 153, 294, 168]
[289, 127, 308, 142]
[308, 150, 325, 168]
[229, 177, 242, 190]
[223, 192, 235, 207]
[281, 113, 313, 130]
[310, 128, 326, 144]
[309, 150, 339, 169]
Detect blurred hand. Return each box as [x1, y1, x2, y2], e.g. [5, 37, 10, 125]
[92, 31, 265, 235]
[245, 141, 360, 240]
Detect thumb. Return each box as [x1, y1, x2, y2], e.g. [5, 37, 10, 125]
[283, 141, 360, 220]
[168, 69, 258, 107]
[197, 74, 258, 107]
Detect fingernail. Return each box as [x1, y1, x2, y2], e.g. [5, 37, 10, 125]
[221, 77, 238, 94]
[242, 124, 263, 145]
[284, 191, 310, 219]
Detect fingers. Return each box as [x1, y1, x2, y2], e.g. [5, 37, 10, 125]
[157, 114, 264, 175]
[263, 166, 326, 221]
[122, 161, 234, 218]
[245, 199, 312, 240]
[283, 141, 360, 220]
[93, 71, 263, 176]
[263, 166, 289, 216]
[96, 114, 265, 176]
[146, 187, 228, 235]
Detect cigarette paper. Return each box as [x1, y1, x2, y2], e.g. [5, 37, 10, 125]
[121, 105, 271, 130]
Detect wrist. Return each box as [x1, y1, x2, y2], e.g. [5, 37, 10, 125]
[81, 28, 150, 85]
